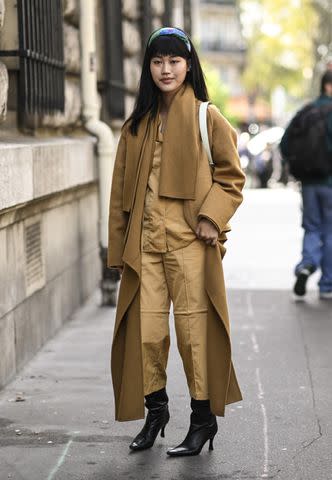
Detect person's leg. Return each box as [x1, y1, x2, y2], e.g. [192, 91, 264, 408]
[294, 185, 322, 297]
[140, 251, 171, 396]
[164, 240, 209, 400]
[129, 252, 170, 451]
[318, 186, 332, 296]
[296, 185, 322, 273]
[164, 240, 217, 456]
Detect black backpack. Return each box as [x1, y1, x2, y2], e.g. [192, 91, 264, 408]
[281, 102, 332, 180]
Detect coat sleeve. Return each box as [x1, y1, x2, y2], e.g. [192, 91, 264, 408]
[107, 128, 129, 268]
[198, 105, 246, 233]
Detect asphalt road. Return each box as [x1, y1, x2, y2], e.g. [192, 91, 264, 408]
[1, 188, 331, 480]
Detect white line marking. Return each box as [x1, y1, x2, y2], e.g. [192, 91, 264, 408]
[256, 368, 269, 477]
[47, 431, 79, 480]
[246, 291, 254, 318]
[255, 368, 264, 400]
[251, 332, 260, 354]
[247, 291, 269, 478]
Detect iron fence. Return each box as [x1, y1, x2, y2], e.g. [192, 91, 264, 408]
[0, 0, 65, 118]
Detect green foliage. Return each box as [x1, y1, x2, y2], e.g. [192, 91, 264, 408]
[202, 62, 239, 126]
[240, 0, 318, 99]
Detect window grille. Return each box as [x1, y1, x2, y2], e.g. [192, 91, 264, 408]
[24, 217, 45, 296]
[0, 0, 65, 117]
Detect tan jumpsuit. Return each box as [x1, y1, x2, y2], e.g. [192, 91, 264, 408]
[141, 117, 210, 400]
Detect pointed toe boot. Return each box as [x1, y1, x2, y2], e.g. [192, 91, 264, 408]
[129, 388, 170, 451]
[167, 398, 217, 457]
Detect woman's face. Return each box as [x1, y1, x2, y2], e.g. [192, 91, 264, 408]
[150, 54, 189, 93]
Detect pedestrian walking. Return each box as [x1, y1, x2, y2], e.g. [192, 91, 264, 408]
[107, 27, 245, 457]
[280, 70, 332, 300]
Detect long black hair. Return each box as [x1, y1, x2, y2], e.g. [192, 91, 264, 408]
[128, 29, 209, 135]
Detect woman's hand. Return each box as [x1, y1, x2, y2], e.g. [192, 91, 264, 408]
[195, 218, 219, 246]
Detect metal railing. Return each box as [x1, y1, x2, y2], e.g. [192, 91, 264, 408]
[0, 0, 65, 117]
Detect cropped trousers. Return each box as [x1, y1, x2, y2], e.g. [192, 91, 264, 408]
[140, 239, 209, 400]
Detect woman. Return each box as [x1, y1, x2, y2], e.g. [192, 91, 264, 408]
[107, 27, 245, 457]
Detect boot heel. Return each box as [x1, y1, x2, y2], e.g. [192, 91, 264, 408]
[160, 426, 165, 438]
[209, 436, 215, 451]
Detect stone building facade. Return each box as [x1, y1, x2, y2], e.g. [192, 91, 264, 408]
[0, 1, 191, 389]
[194, 0, 246, 96]
[193, 0, 251, 124]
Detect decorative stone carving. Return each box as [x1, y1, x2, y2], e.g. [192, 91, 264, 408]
[64, 23, 81, 74]
[0, 62, 8, 123]
[123, 20, 141, 56]
[122, 0, 139, 20]
[41, 79, 81, 128]
[0, 0, 5, 30]
[124, 57, 141, 92]
[151, 0, 164, 17]
[62, 0, 79, 26]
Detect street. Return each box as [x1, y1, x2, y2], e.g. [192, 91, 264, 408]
[0, 188, 331, 480]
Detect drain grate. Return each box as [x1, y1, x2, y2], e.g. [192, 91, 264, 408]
[24, 217, 45, 296]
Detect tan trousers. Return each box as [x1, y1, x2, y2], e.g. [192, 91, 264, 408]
[140, 240, 209, 399]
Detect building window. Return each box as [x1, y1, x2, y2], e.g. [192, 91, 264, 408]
[200, 16, 245, 52]
[0, 0, 65, 121]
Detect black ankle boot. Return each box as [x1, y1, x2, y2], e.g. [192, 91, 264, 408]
[167, 398, 217, 457]
[129, 388, 170, 451]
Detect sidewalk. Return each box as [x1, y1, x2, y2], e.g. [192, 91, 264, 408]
[1, 189, 331, 480]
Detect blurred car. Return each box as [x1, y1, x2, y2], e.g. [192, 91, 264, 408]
[246, 127, 285, 188]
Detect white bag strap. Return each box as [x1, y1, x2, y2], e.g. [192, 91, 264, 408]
[199, 101, 214, 166]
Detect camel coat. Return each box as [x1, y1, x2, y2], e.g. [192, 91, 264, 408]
[108, 85, 246, 421]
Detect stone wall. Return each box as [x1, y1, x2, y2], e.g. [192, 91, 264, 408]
[0, 0, 99, 390]
[0, 138, 100, 389]
[0, 185, 100, 388]
[0, 0, 8, 124]
[0, 137, 97, 211]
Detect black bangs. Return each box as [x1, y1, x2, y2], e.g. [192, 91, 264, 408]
[148, 35, 190, 60]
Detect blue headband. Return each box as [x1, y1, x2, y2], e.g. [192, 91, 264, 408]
[148, 27, 191, 52]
